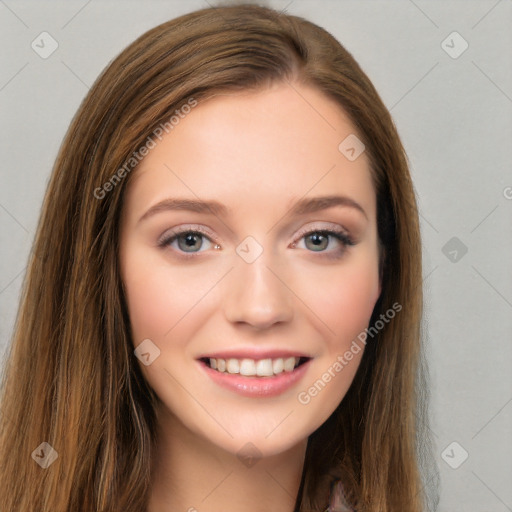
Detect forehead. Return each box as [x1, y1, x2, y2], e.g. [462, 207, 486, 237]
[123, 82, 376, 223]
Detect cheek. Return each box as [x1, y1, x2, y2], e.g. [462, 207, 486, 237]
[123, 267, 169, 341]
[292, 260, 380, 419]
[121, 244, 185, 342]
[121, 245, 222, 346]
[293, 256, 381, 348]
[332, 268, 380, 338]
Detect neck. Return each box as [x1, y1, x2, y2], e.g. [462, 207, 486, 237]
[147, 407, 307, 512]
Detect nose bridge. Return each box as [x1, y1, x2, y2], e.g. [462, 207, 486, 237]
[224, 238, 294, 328]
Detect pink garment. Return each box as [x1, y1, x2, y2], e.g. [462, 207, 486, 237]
[328, 480, 355, 512]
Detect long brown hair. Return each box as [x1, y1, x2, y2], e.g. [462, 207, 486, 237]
[0, 3, 437, 511]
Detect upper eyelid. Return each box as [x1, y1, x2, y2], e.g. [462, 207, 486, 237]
[294, 223, 350, 238]
[161, 222, 350, 238]
[158, 224, 216, 243]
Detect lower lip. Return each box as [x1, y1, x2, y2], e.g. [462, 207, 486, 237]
[198, 359, 312, 397]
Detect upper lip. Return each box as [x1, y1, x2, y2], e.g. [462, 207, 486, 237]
[197, 349, 312, 360]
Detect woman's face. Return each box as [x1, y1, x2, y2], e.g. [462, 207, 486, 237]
[119, 82, 381, 458]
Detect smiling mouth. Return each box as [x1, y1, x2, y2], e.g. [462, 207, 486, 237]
[199, 356, 310, 377]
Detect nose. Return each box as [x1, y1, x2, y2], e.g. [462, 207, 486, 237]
[224, 250, 294, 330]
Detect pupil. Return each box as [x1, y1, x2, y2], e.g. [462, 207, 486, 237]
[179, 233, 201, 251]
[308, 233, 327, 251]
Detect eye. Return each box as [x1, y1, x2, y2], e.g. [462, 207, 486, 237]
[157, 225, 355, 259]
[158, 227, 216, 254]
[292, 227, 355, 256]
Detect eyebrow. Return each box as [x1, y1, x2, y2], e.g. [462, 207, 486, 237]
[138, 198, 230, 223]
[137, 194, 367, 224]
[288, 194, 367, 219]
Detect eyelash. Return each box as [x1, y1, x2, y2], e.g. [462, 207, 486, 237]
[293, 227, 355, 258]
[157, 225, 355, 260]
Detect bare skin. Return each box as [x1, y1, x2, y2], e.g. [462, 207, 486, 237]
[119, 81, 381, 512]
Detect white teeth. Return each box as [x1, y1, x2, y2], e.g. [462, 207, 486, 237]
[284, 357, 296, 372]
[240, 359, 256, 376]
[207, 356, 303, 376]
[272, 358, 284, 374]
[226, 358, 240, 374]
[256, 358, 274, 377]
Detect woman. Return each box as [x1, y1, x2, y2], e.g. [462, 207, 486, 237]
[0, 3, 437, 511]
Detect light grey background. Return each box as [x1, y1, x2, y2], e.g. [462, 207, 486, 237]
[1, 1, 511, 510]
